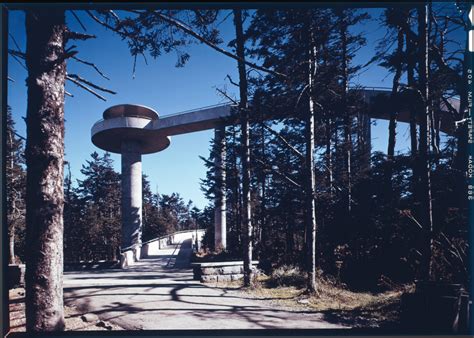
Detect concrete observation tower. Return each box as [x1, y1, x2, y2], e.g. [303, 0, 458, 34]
[91, 104, 171, 265]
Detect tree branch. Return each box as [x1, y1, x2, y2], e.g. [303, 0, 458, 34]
[108, 10, 121, 23]
[216, 87, 238, 105]
[86, 10, 137, 41]
[71, 55, 110, 80]
[226, 74, 239, 87]
[401, 209, 423, 231]
[8, 50, 27, 71]
[254, 157, 302, 189]
[8, 32, 23, 54]
[441, 95, 459, 116]
[8, 49, 25, 59]
[70, 10, 88, 32]
[66, 76, 107, 101]
[295, 84, 309, 112]
[67, 73, 116, 94]
[65, 31, 96, 41]
[129, 9, 287, 79]
[262, 124, 304, 160]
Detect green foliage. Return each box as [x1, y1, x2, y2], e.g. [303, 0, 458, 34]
[94, 9, 222, 68]
[64, 152, 121, 262]
[199, 7, 468, 291]
[63, 153, 208, 262]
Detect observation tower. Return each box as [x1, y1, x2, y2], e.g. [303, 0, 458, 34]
[91, 104, 170, 265]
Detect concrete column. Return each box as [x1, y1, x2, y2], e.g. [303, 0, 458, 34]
[121, 140, 142, 254]
[214, 125, 227, 250]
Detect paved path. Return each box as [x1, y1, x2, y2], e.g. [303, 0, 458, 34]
[64, 238, 347, 330]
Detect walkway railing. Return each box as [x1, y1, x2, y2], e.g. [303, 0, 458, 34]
[161, 102, 236, 118]
[120, 229, 206, 268]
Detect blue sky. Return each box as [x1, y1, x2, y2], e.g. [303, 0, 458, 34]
[7, 8, 429, 209]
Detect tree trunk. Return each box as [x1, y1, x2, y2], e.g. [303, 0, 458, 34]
[233, 9, 253, 287]
[259, 120, 267, 260]
[286, 216, 294, 258]
[214, 125, 227, 250]
[385, 26, 404, 201]
[232, 126, 242, 247]
[9, 226, 16, 265]
[387, 28, 404, 159]
[305, 21, 318, 294]
[325, 118, 333, 195]
[24, 9, 66, 331]
[340, 13, 352, 213]
[8, 131, 16, 265]
[406, 26, 419, 204]
[430, 106, 440, 163]
[417, 4, 434, 281]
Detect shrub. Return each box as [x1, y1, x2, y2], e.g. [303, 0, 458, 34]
[269, 265, 307, 287]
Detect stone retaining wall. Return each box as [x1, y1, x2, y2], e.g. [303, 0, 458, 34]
[192, 261, 259, 283]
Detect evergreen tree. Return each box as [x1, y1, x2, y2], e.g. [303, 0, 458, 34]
[75, 152, 121, 261]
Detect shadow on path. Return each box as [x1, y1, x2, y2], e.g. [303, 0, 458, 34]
[64, 237, 347, 330]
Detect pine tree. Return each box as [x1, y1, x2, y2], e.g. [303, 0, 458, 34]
[24, 9, 68, 331]
[76, 152, 121, 261]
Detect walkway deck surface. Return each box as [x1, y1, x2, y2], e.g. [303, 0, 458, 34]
[63, 238, 347, 330]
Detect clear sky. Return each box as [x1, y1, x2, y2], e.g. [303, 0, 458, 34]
[7, 7, 433, 209]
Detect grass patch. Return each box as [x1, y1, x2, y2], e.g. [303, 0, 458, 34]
[239, 266, 414, 328]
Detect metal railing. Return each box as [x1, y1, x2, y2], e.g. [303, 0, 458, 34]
[121, 229, 206, 252]
[160, 102, 236, 119]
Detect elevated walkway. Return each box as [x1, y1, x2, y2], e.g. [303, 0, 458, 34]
[92, 88, 458, 147]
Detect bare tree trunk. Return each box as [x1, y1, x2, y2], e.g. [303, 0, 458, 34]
[233, 9, 253, 287]
[325, 118, 333, 195]
[259, 120, 267, 259]
[406, 27, 419, 204]
[340, 13, 352, 213]
[24, 9, 66, 331]
[387, 28, 404, 159]
[214, 125, 227, 250]
[417, 4, 434, 281]
[430, 106, 440, 160]
[8, 132, 16, 265]
[286, 215, 294, 258]
[9, 226, 16, 265]
[305, 20, 318, 294]
[231, 126, 242, 247]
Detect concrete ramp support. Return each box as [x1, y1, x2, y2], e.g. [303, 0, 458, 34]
[214, 125, 227, 250]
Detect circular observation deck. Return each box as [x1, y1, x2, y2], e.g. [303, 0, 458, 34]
[91, 104, 171, 154]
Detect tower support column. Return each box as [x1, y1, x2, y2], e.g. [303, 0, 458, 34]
[121, 140, 142, 260]
[214, 125, 227, 250]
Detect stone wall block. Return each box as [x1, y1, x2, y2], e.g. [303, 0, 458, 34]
[201, 275, 217, 283]
[201, 267, 217, 275]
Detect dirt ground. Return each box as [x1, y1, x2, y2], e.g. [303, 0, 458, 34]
[8, 288, 125, 332]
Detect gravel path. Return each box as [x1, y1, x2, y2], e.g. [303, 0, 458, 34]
[64, 238, 347, 330]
